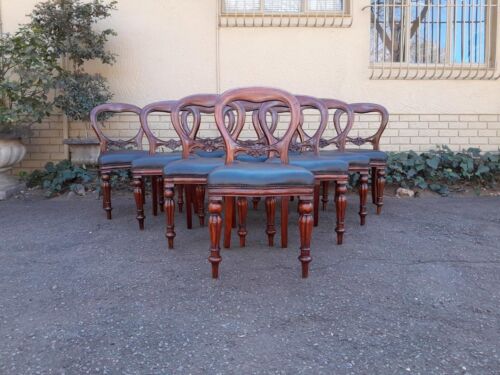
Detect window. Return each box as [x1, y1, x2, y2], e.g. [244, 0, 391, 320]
[220, 0, 351, 27]
[370, 0, 498, 79]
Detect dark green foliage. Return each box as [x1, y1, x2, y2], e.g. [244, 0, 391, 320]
[54, 72, 113, 121]
[386, 147, 500, 196]
[20, 160, 130, 197]
[0, 28, 58, 137]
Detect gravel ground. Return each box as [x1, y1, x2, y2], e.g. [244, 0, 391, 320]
[0, 193, 499, 375]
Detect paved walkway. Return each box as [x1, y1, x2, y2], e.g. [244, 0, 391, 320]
[0, 194, 499, 374]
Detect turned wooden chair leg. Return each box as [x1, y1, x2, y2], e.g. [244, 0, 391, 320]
[232, 197, 237, 229]
[158, 177, 164, 213]
[376, 168, 386, 215]
[252, 197, 261, 210]
[313, 183, 320, 227]
[265, 197, 276, 247]
[133, 176, 145, 230]
[359, 173, 368, 225]
[196, 185, 206, 226]
[185, 185, 193, 230]
[208, 197, 223, 279]
[281, 196, 289, 248]
[335, 180, 347, 245]
[321, 181, 329, 211]
[164, 183, 176, 249]
[223, 196, 234, 249]
[177, 184, 184, 213]
[298, 198, 313, 278]
[371, 166, 378, 206]
[151, 176, 158, 217]
[101, 172, 112, 220]
[237, 197, 248, 247]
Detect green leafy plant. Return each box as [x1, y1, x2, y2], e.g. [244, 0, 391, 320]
[27, 0, 117, 124]
[21, 160, 131, 197]
[386, 146, 500, 196]
[0, 28, 57, 138]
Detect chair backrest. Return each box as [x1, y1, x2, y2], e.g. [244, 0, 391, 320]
[319, 99, 355, 152]
[333, 103, 389, 151]
[170, 94, 242, 159]
[90, 103, 143, 153]
[140, 100, 188, 155]
[214, 87, 301, 164]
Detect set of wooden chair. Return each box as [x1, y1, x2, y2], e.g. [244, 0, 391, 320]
[90, 87, 388, 279]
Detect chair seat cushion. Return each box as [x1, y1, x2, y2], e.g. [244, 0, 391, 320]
[164, 157, 225, 177]
[208, 162, 314, 187]
[267, 155, 349, 174]
[344, 149, 388, 161]
[195, 150, 226, 158]
[235, 153, 268, 163]
[131, 152, 183, 169]
[315, 150, 371, 166]
[98, 150, 148, 165]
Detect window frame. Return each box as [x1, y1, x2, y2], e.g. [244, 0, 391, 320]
[221, 0, 350, 17]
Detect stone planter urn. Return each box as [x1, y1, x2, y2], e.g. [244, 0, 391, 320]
[0, 138, 27, 200]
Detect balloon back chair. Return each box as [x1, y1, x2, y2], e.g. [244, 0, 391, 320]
[206, 87, 316, 279]
[90, 103, 147, 220]
[162, 94, 243, 249]
[332, 103, 389, 215]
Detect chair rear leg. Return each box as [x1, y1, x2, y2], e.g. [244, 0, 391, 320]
[321, 181, 329, 211]
[335, 180, 347, 245]
[252, 197, 261, 210]
[265, 197, 276, 246]
[371, 166, 378, 205]
[298, 198, 313, 278]
[158, 177, 164, 212]
[281, 196, 289, 248]
[101, 172, 112, 220]
[177, 184, 184, 213]
[359, 173, 368, 225]
[185, 185, 193, 229]
[133, 176, 145, 230]
[208, 197, 223, 279]
[376, 168, 386, 215]
[151, 176, 158, 217]
[196, 185, 206, 226]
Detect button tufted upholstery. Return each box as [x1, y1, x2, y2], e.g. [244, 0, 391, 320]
[208, 162, 314, 187]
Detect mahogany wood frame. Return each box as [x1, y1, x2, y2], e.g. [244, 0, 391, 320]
[90, 103, 144, 220]
[206, 87, 315, 279]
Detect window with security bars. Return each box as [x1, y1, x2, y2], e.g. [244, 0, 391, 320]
[370, 0, 499, 79]
[220, 0, 351, 27]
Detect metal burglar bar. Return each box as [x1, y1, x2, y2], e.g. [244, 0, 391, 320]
[368, 0, 499, 79]
[219, 0, 352, 27]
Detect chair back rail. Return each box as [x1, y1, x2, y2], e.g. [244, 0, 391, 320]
[333, 103, 389, 150]
[320, 99, 355, 152]
[171, 94, 242, 158]
[214, 87, 301, 164]
[90, 103, 143, 153]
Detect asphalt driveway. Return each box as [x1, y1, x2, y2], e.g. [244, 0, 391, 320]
[0, 193, 499, 374]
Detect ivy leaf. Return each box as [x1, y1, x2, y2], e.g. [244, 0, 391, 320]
[426, 157, 440, 170]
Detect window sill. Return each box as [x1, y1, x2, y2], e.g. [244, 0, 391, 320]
[219, 14, 352, 27]
[369, 64, 499, 80]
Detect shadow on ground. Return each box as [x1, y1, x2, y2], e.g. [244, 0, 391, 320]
[0, 193, 499, 374]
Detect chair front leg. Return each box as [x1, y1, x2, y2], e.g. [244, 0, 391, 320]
[164, 182, 176, 249]
[133, 176, 145, 230]
[101, 172, 112, 220]
[298, 197, 313, 278]
[237, 197, 248, 247]
[195, 185, 206, 226]
[265, 197, 276, 247]
[281, 196, 289, 249]
[208, 197, 223, 279]
[359, 173, 368, 225]
[376, 168, 386, 215]
[335, 180, 347, 245]
[151, 176, 158, 216]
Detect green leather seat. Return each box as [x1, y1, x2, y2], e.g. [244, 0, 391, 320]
[98, 150, 148, 165]
[131, 152, 183, 169]
[164, 157, 225, 177]
[208, 162, 314, 187]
